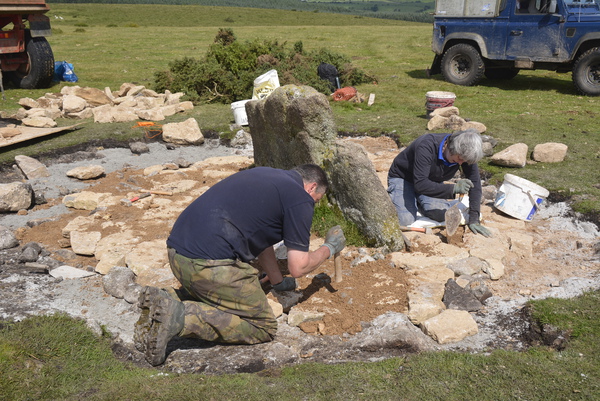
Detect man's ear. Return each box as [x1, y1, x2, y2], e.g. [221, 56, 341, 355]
[305, 182, 318, 194]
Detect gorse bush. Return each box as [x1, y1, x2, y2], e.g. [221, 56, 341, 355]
[154, 28, 377, 104]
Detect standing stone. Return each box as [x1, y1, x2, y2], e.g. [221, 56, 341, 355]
[324, 140, 404, 251]
[246, 84, 403, 250]
[246, 85, 336, 169]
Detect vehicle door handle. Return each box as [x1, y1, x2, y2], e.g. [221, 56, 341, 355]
[510, 30, 523, 36]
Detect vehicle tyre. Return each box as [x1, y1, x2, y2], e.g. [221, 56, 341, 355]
[441, 43, 485, 86]
[572, 47, 600, 96]
[484, 68, 520, 80]
[11, 31, 55, 89]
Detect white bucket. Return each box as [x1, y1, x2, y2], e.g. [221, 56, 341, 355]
[231, 99, 251, 126]
[252, 69, 280, 100]
[494, 174, 549, 221]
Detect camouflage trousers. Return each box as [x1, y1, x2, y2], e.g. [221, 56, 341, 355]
[167, 247, 277, 345]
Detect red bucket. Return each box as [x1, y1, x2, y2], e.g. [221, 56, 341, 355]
[425, 91, 456, 115]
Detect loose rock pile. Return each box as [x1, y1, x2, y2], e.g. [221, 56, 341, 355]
[428, 106, 569, 166]
[2, 83, 194, 129]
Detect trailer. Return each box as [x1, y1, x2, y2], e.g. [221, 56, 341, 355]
[0, 0, 54, 89]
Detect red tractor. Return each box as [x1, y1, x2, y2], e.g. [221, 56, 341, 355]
[0, 0, 54, 89]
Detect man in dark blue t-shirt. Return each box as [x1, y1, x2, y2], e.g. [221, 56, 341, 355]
[134, 164, 346, 366]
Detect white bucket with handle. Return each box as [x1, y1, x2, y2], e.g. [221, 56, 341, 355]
[231, 99, 251, 125]
[494, 174, 549, 221]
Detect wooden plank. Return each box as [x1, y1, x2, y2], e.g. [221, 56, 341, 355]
[0, 123, 83, 148]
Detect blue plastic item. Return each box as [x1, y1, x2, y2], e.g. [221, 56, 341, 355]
[53, 61, 78, 82]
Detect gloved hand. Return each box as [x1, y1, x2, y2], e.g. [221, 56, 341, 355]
[453, 179, 474, 195]
[468, 223, 492, 237]
[323, 225, 346, 258]
[272, 277, 297, 292]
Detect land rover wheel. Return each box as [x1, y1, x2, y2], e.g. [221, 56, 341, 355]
[573, 47, 600, 96]
[11, 32, 55, 89]
[441, 43, 485, 86]
[484, 68, 520, 80]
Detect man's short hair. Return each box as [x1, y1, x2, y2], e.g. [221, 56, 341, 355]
[292, 164, 329, 193]
[447, 129, 484, 165]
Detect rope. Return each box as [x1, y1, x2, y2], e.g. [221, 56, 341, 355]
[132, 121, 163, 139]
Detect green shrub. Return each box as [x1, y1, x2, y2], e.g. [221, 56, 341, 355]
[154, 28, 376, 104]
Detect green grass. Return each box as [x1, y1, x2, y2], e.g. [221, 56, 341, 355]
[1, 290, 599, 400]
[2, 4, 597, 212]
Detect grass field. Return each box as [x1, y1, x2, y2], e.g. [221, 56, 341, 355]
[1, 292, 599, 400]
[1, 4, 596, 216]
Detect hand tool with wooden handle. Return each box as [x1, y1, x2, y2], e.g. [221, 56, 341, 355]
[142, 190, 173, 196]
[334, 252, 342, 283]
[399, 226, 432, 234]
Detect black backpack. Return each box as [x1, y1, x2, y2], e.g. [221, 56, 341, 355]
[317, 63, 341, 92]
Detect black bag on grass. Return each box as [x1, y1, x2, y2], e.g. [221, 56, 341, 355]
[317, 63, 341, 92]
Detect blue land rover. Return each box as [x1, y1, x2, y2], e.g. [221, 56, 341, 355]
[428, 0, 600, 95]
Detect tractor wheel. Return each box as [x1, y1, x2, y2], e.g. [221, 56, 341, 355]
[572, 47, 600, 96]
[12, 32, 55, 89]
[484, 68, 520, 80]
[441, 43, 485, 86]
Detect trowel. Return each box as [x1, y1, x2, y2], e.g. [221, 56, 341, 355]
[445, 195, 463, 236]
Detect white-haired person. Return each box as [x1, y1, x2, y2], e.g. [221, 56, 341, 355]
[387, 129, 491, 237]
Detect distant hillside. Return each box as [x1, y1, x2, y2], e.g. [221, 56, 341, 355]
[53, 0, 435, 23]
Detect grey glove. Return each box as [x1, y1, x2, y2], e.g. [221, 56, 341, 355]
[468, 223, 492, 237]
[272, 277, 296, 292]
[323, 225, 346, 258]
[453, 179, 474, 195]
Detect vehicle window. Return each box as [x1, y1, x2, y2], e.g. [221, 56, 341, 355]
[516, 0, 532, 12]
[564, 0, 600, 10]
[518, 0, 560, 13]
[564, 0, 599, 5]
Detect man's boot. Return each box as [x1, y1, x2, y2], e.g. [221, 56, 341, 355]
[144, 288, 185, 366]
[133, 286, 161, 352]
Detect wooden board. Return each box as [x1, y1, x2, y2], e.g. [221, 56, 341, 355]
[0, 123, 83, 148]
